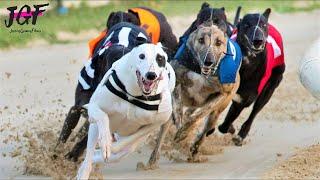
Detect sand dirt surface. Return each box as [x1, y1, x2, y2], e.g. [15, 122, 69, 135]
[264, 144, 320, 179]
[0, 10, 320, 179]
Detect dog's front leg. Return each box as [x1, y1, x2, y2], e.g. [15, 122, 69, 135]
[189, 112, 219, 162]
[174, 94, 226, 143]
[93, 123, 161, 165]
[76, 123, 99, 179]
[88, 103, 112, 160]
[172, 84, 183, 128]
[137, 119, 171, 171]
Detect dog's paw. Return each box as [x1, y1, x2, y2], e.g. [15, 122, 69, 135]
[187, 154, 208, 163]
[76, 161, 92, 180]
[65, 151, 79, 162]
[136, 161, 159, 171]
[218, 124, 235, 134]
[205, 128, 215, 137]
[98, 130, 112, 160]
[228, 125, 236, 134]
[232, 135, 243, 146]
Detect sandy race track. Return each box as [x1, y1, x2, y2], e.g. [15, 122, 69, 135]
[0, 11, 320, 179]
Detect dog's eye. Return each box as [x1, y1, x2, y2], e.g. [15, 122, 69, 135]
[156, 54, 166, 67]
[139, 53, 145, 60]
[198, 37, 205, 44]
[213, 18, 219, 24]
[216, 40, 222, 46]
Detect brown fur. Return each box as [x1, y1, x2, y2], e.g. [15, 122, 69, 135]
[138, 23, 240, 169]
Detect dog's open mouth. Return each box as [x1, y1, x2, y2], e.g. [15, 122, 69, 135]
[136, 71, 157, 95]
[201, 66, 212, 76]
[251, 44, 265, 52]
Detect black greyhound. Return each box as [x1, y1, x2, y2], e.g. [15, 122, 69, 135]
[217, 9, 285, 146]
[183, 2, 238, 38]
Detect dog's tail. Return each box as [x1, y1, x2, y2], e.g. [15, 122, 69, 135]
[233, 6, 242, 26]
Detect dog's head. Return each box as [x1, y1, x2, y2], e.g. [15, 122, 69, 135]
[128, 43, 168, 96]
[188, 21, 228, 76]
[195, 2, 228, 34]
[237, 8, 271, 54]
[106, 11, 140, 29]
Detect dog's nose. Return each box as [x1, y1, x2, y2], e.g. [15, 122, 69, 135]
[204, 61, 213, 66]
[146, 72, 157, 81]
[253, 40, 263, 48]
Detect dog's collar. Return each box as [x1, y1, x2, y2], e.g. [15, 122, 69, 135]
[105, 70, 161, 111]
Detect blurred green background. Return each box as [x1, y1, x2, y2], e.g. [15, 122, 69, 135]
[0, 0, 319, 49]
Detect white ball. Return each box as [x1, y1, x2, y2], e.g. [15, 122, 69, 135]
[299, 38, 320, 99]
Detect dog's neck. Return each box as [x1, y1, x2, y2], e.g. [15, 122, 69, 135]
[237, 37, 267, 78]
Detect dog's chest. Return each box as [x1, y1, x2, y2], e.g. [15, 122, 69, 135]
[99, 88, 172, 136]
[182, 71, 221, 106]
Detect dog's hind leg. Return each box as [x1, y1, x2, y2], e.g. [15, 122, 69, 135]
[58, 85, 91, 145]
[189, 112, 219, 162]
[91, 122, 162, 166]
[137, 120, 171, 171]
[235, 68, 284, 146]
[65, 134, 88, 162]
[77, 123, 99, 180]
[65, 121, 90, 162]
[58, 106, 83, 144]
[110, 123, 161, 153]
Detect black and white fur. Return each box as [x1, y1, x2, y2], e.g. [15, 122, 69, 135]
[76, 43, 175, 179]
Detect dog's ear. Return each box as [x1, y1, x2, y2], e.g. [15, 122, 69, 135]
[127, 9, 141, 26]
[156, 42, 163, 49]
[201, 2, 210, 10]
[263, 8, 271, 20]
[135, 37, 149, 46]
[106, 12, 115, 29]
[236, 18, 242, 29]
[221, 7, 225, 11]
[156, 42, 168, 60]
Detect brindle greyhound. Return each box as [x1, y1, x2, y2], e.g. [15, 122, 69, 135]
[139, 19, 242, 169]
[218, 9, 285, 146]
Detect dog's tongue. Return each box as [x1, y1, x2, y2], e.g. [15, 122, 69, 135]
[143, 81, 153, 91]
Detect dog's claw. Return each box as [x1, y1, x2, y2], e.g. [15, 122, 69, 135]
[232, 135, 243, 146]
[97, 121, 112, 160]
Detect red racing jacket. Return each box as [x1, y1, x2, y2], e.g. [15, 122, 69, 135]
[231, 24, 285, 95]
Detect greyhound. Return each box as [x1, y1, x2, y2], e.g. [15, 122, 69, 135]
[218, 8, 285, 146]
[138, 19, 242, 170]
[182, 2, 241, 39]
[76, 42, 175, 179]
[57, 7, 178, 161]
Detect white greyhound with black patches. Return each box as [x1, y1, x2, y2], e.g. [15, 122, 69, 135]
[77, 43, 175, 179]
